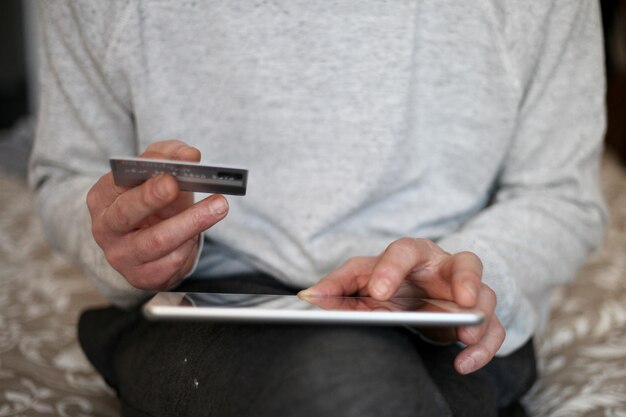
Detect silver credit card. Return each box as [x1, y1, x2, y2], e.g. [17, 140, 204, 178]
[110, 157, 248, 195]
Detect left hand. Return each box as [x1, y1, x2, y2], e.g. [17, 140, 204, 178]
[299, 238, 505, 375]
[87, 140, 229, 291]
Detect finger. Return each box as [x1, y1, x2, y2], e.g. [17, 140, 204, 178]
[368, 238, 437, 300]
[455, 316, 505, 375]
[301, 295, 365, 311]
[102, 174, 180, 234]
[140, 140, 201, 162]
[86, 172, 126, 215]
[141, 140, 190, 159]
[299, 257, 375, 297]
[173, 145, 201, 162]
[456, 283, 496, 346]
[127, 194, 228, 263]
[446, 251, 483, 307]
[141, 146, 201, 163]
[127, 237, 199, 290]
[142, 145, 201, 219]
[89, 141, 199, 218]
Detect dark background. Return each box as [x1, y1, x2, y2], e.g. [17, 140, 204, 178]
[603, 0, 626, 162]
[1, 0, 625, 175]
[0, 0, 28, 129]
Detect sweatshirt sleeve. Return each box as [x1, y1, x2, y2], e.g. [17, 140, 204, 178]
[29, 0, 151, 307]
[437, 0, 608, 355]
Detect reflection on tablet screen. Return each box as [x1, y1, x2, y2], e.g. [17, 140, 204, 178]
[184, 293, 441, 313]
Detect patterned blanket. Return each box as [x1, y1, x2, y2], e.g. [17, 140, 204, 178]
[1, 153, 625, 416]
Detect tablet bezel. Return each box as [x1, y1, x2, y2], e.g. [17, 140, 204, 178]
[143, 292, 485, 327]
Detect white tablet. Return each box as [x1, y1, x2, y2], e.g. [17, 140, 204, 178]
[143, 292, 484, 327]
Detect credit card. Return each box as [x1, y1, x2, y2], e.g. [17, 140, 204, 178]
[110, 157, 247, 195]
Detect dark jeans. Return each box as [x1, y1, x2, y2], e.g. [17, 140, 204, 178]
[78, 274, 537, 417]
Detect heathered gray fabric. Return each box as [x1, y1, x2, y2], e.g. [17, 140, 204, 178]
[30, 0, 607, 355]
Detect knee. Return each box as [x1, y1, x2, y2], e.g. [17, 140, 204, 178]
[251, 326, 452, 417]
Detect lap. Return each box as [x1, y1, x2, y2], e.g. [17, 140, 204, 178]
[78, 274, 536, 417]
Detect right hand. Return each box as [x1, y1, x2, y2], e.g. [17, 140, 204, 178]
[86, 140, 229, 290]
[300, 238, 504, 375]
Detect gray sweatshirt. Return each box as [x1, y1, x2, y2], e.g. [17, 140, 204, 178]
[30, 0, 607, 355]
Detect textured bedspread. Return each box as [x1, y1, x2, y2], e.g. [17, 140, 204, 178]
[1, 153, 625, 416]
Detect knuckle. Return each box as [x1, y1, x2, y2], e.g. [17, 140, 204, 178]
[91, 219, 105, 241]
[343, 257, 363, 269]
[144, 139, 187, 156]
[395, 237, 419, 249]
[459, 251, 483, 267]
[387, 237, 422, 259]
[169, 249, 189, 272]
[482, 284, 497, 301]
[140, 150, 164, 160]
[159, 138, 186, 148]
[146, 140, 169, 153]
[415, 238, 439, 251]
[146, 233, 167, 254]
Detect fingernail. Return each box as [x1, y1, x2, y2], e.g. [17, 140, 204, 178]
[459, 350, 487, 375]
[458, 357, 475, 375]
[209, 197, 228, 216]
[298, 289, 312, 298]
